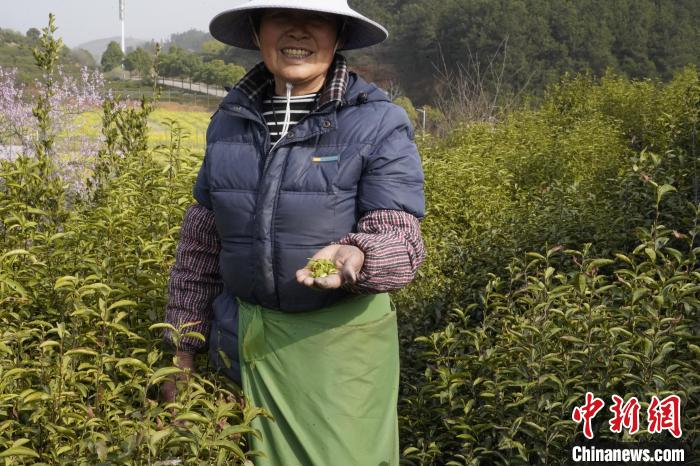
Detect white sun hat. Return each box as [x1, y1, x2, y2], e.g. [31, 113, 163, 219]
[209, 0, 389, 51]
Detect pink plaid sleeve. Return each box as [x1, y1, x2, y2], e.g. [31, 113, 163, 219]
[164, 203, 223, 353]
[335, 209, 425, 293]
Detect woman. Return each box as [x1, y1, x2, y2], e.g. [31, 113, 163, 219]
[163, 1, 425, 464]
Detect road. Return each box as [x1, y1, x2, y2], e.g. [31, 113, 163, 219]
[156, 77, 228, 97]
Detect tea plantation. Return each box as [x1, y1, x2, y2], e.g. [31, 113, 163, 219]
[0, 22, 698, 465]
[396, 69, 700, 464]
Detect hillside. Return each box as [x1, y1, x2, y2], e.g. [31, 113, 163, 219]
[347, 0, 700, 103]
[77, 36, 149, 61]
[0, 27, 88, 83]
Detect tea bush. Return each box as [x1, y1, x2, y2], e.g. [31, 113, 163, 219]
[395, 68, 699, 331]
[0, 17, 260, 465]
[401, 198, 699, 464]
[396, 70, 699, 463]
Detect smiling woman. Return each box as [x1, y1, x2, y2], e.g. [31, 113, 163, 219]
[256, 9, 340, 96]
[163, 1, 426, 465]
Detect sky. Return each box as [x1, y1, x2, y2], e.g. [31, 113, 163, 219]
[2, 0, 246, 47]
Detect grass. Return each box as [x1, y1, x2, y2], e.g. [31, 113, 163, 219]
[71, 107, 211, 150]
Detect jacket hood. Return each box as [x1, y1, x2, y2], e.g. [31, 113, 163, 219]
[342, 72, 390, 107]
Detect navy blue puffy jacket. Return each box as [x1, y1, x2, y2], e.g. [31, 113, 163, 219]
[194, 72, 425, 312]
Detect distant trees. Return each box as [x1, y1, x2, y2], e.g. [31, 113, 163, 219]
[194, 59, 245, 88]
[25, 28, 41, 42]
[0, 27, 88, 84]
[70, 48, 97, 68]
[100, 41, 247, 88]
[124, 47, 153, 78]
[346, 0, 700, 102]
[200, 40, 226, 60]
[169, 29, 210, 52]
[158, 45, 202, 78]
[100, 41, 124, 72]
[158, 45, 245, 88]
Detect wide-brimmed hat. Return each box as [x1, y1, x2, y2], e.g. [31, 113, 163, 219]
[209, 0, 388, 51]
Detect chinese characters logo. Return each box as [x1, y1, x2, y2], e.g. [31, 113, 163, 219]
[572, 392, 682, 439]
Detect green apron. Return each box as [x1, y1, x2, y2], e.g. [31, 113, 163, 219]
[237, 292, 399, 466]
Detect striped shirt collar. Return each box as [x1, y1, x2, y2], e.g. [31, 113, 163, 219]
[232, 53, 348, 111]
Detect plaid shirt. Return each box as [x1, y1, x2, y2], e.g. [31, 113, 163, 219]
[233, 53, 348, 109]
[165, 55, 425, 352]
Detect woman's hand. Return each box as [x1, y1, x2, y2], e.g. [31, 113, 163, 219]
[161, 351, 195, 403]
[296, 244, 364, 289]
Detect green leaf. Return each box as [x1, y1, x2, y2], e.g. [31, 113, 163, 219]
[577, 273, 586, 295]
[614, 253, 633, 265]
[688, 344, 700, 358]
[0, 445, 40, 458]
[524, 421, 546, 433]
[149, 367, 182, 385]
[149, 323, 177, 332]
[656, 184, 676, 205]
[644, 248, 656, 262]
[0, 276, 28, 297]
[147, 428, 172, 448]
[544, 266, 555, 281]
[632, 288, 649, 304]
[107, 299, 137, 311]
[39, 340, 60, 350]
[22, 391, 50, 403]
[65, 348, 99, 357]
[0, 249, 31, 260]
[56, 445, 73, 456]
[560, 336, 585, 344]
[53, 275, 78, 290]
[587, 259, 615, 271]
[208, 439, 246, 458]
[175, 412, 210, 424]
[116, 358, 150, 371]
[181, 331, 206, 342]
[505, 396, 533, 409]
[616, 354, 642, 365]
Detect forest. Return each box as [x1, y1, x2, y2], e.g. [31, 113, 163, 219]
[347, 0, 700, 102]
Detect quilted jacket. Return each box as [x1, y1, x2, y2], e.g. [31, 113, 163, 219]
[193, 69, 425, 312]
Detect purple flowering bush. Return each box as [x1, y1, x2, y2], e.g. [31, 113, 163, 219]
[0, 59, 105, 194]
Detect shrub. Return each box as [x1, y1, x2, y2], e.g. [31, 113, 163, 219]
[0, 15, 259, 464]
[395, 68, 699, 463]
[401, 193, 699, 464]
[394, 95, 419, 128]
[394, 67, 699, 334]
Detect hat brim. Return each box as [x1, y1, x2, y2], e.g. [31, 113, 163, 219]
[209, 4, 388, 51]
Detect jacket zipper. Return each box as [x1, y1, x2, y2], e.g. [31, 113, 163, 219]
[216, 101, 336, 307]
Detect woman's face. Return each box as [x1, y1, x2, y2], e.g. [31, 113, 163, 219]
[258, 9, 339, 95]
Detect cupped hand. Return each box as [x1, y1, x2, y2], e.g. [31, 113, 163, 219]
[295, 244, 364, 289]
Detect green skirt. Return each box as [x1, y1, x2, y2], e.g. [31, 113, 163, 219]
[237, 293, 400, 466]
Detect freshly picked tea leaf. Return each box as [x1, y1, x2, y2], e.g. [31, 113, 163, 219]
[306, 258, 339, 278]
